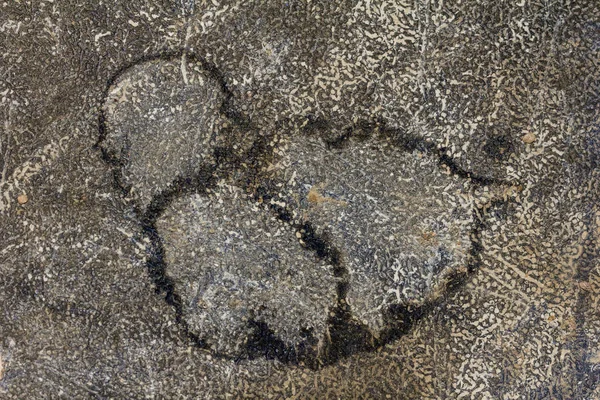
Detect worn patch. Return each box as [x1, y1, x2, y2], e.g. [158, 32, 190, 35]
[99, 55, 502, 363]
[263, 133, 474, 332]
[100, 57, 228, 208]
[156, 183, 337, 356]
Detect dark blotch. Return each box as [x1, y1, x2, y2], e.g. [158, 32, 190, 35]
[483, 133, 514, 160]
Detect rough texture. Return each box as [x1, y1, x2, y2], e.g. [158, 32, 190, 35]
[265, 131, 475, 332]
[157, 183, 337, 356]
[0, 0, 599, 398]
[101, 58, 227, 208]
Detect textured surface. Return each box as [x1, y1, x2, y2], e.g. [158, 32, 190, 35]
[157, 184, 337, 356]
[0, 0, 599, 398]
[264, 132, 475, 333]
[101, 58, 227, 208]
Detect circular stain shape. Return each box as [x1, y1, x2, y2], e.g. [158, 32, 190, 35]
[156, 183, 337, 356]
[100, 57, 228, 208]
[263, 132, 475, 333]
[99, 54, 507, 365]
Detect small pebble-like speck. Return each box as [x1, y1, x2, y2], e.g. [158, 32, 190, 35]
[522, 132, 536, 144]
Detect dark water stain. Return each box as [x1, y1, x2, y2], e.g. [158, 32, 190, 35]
[96, 51, 515, 369]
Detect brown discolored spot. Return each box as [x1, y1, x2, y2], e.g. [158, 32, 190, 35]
[307, 188, 326, 204]
[307, 185, 347, 206]
[578, 281, 592, 291]
[17, 194, 28, 205]
[421, 231, 437, 241]
[521, 132, 536, 144]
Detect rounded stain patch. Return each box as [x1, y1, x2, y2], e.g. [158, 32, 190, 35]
[98, 54, 509, 365]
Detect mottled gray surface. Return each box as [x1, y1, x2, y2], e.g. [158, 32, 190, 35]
[265, 132, 475, 333]
[158, 184, 337, 356]
[102, 58, 226, 208]
[1, 0, 599, 399]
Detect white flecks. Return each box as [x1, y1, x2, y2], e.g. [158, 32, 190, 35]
[94, 31, 111, 45]
[0, 135, 70, 213]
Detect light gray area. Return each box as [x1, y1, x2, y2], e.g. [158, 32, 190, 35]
[102, 59, 226, 208]
[267, 134, 474, 332]
[157, 183, 337, 356]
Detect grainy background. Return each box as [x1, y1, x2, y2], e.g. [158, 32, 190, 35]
[1, 0, 599, 398]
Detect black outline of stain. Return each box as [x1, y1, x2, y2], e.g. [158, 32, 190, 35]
[95, 51, 516, 369]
